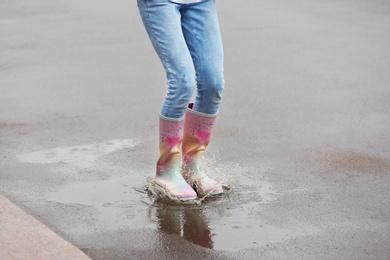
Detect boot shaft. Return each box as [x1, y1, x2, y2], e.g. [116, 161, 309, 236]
[155, 115, 197, 200]
[157, 116, 184, 173]
[182, 103, 216, 164]
[181, 104, 223, 196]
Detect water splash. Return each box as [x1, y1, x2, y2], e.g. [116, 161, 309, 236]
[145, 155, 236, 204]
[145, 177, 233, 205]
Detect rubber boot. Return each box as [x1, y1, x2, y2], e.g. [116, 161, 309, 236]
[182, 104, 223, 196]
[155, 116, 197, 200]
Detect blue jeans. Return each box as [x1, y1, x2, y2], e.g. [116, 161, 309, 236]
[137, 0, 224, 119]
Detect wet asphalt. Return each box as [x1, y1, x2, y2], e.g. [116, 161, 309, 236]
[1, 0, 390, 259]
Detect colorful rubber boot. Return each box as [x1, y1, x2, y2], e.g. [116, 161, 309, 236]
[155, 116, 197, 200]
[182, 104, 223, 196]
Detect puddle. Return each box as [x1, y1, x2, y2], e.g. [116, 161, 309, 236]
[45, 162, 297, 251]
[18, 138, 139, 168]
[34, 143, 308, 252]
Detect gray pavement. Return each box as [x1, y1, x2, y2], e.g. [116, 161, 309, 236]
[1, 0, 390, 259]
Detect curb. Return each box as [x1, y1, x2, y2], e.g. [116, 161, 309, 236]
[0, 194, 90, 260]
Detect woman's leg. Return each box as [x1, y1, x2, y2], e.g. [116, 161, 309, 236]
[180, 0, 224, 115]
[138, 0, 197, 200]
[138, 0, 196, 119]
[180, 0, 225, 195]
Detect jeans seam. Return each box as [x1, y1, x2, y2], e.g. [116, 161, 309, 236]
[145, 1, 173, 81]
[184, 8, 205, 109]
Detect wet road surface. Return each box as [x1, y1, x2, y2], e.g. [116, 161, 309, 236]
[1, 0, 390, 259]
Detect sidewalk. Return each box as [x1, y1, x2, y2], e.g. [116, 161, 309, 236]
[0, 194, 90, 260]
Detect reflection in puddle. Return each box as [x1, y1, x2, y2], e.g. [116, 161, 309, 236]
[155, 204, 214, 248]
[154, 204, 288, 250]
